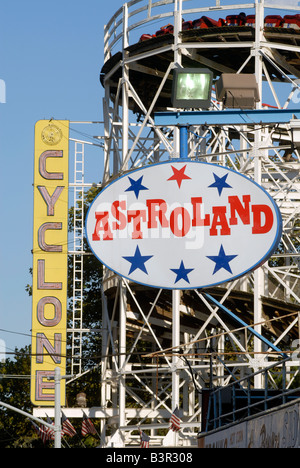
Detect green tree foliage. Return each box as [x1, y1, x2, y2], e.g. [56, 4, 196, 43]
[0, 347, 43, 448]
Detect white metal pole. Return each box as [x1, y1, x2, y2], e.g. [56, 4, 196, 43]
[0, 401, 55, 430]
[172, 7, 182, 440]
[122, 3, 129, 171]
[118, 5, 129, 443]
[100, 290, 108, 446]
[54, 367, 62, 449]
[253, 0, 264, 388]
[119, 279, 127, 437]
[172, 289, 180, 446]
[254, 0, 264, 104]
[174, 0, 182, 66]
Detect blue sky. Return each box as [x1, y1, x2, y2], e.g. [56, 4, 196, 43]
[1, 0, 299, 357]
[0, 0, 124, 354]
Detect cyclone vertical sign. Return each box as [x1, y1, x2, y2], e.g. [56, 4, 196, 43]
[86, 161, 282, 289]
[31, 120, 69, 406]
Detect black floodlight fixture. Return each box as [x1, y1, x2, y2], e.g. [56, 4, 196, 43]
[171, 68, 213, 109]
[216, 73, 260, 109]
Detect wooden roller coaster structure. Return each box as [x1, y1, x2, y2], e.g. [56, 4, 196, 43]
[96, 0, 300, 447]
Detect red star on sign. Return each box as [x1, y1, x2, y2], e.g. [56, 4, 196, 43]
[167, 165, 191, 188]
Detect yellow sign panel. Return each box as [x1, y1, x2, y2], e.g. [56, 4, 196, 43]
[31, 120, 69, 406]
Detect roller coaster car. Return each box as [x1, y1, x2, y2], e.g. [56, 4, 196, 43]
[155, 23, 174, 36]
[192, 16, 219, 29]
[139, 34, 155, 42]
[139, 11, 295, 43]
[182, 20, 193, 31]
[264, 15, 283, 27]
[225, 12, 246, 26]
[243, 15, 284, 27]
[245, 15, 255, 27]
[283, 14, 300, 29]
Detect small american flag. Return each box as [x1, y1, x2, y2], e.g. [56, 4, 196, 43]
[31, 420, 54, 444]
[45, 415, 55, 440]
[81, 413, 97, 437]
[169, 407, 181, 432]
[140, 430, 150, 448]
[62, 412, 77, 437]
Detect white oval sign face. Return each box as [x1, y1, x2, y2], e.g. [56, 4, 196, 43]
[86, 161, 282, 289]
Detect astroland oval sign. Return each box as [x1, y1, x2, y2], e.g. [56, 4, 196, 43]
[85, 161, 282, 290]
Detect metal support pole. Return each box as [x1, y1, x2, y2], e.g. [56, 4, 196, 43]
[100, 290, 108, 445]
[172, 90, 182, 442]
[54, 367, 62, 449]
[119, 279, 127, 433]
[172, 289, 180, 445]
[253, 0, 265, 388]
[179, 126, 188, 159]
[174, 0, 183, 66]
[172, 290, 180, 408]
[118, 5, 129, 441]
[122, 4, 129, 172]
[0, 401, 55, 431]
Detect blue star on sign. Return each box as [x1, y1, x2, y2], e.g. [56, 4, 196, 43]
[123, 245, 153, 275]
[125, 175, 149, 199]
[207, 244, 238, 275]
[208, 173, 232, 196]
[170, 260, 194, 284]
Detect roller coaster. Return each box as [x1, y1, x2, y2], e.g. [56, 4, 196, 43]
[35, 0, 300, 448]
[97, 0, 300, 447]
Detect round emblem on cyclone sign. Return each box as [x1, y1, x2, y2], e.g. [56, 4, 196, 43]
[41, 124, 63, 146]
[85, 161, 282, 290]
